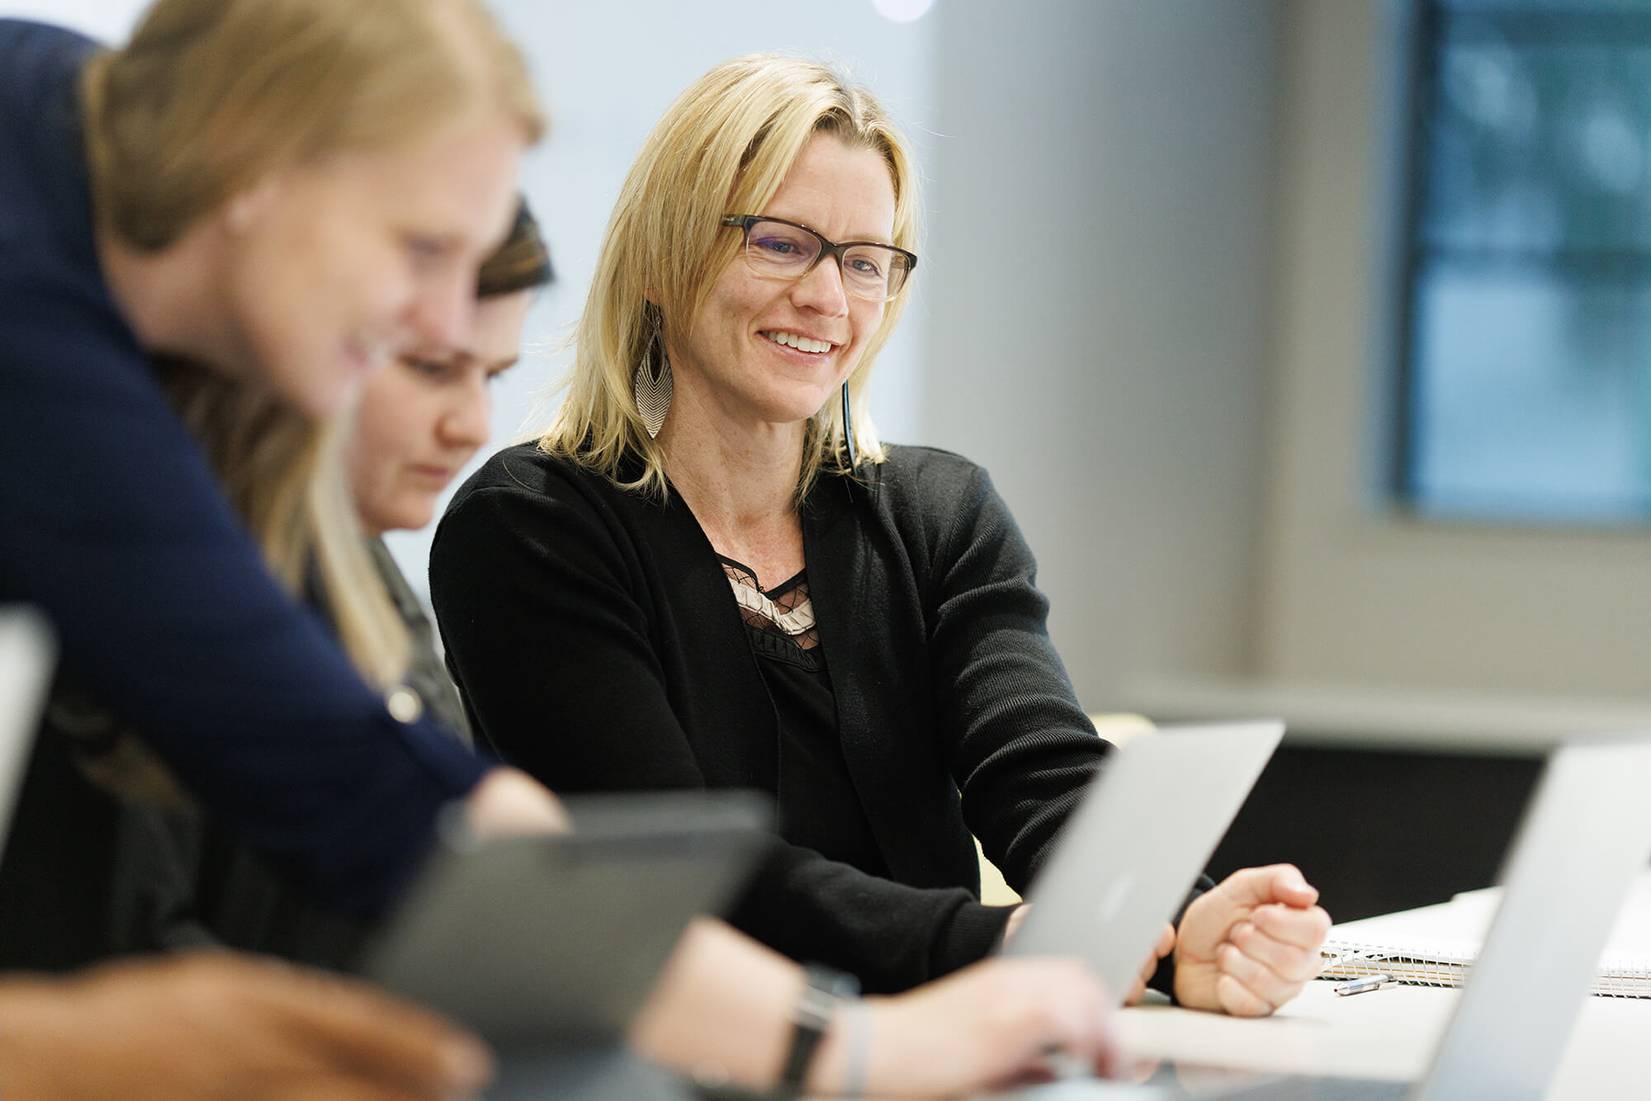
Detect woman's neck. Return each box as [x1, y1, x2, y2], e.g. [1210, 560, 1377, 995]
[97, 219, 249, 378]
[658, 371, 806, 547]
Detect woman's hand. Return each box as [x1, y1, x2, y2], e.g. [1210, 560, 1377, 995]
[1001, 908, 1177, 1007]
[464, 765, 570, 837]
[1125, 923, 1177, 1005]
[0, 952, 493, 1100]
[1172, 864, 1331, 1016]
[834, 956, 1121, 1096]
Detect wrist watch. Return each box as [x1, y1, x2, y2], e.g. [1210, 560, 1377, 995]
[776, 963, 860, 1098]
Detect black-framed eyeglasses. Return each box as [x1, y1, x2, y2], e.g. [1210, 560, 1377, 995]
[721, 214, 916, 302]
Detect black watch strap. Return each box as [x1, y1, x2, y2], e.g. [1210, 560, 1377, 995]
[777, 964, 859, 1098]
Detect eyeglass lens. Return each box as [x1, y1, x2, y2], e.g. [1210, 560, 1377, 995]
[743, 219, 908, 300]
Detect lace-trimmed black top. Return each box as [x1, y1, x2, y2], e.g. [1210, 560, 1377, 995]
[719, 557, 887, 879]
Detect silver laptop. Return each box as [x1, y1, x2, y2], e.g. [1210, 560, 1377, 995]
[0, 608, 54, 849]
[1006, 721, 1284, 1004]
[1085, 735, 1651, 1101]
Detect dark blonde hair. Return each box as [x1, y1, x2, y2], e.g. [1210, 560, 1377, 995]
[82, 0, 543, 251]
[539, 54, 920, 502]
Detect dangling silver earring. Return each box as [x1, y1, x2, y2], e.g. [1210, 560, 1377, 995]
[633, 329, 672, 439]
[840, 381, 858, 470]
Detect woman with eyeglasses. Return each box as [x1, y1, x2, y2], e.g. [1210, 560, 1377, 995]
[433, 53, 1331, 1014]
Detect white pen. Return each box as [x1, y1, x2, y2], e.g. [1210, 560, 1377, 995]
[1334, 973, 1395, 997]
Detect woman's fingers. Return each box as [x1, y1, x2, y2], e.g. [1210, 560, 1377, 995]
[1215, 940, 1311, 1016]
[1250, 902, 1332, 952]
[1214, 971, 1275, 1018]
[1228, 919, 1323, 984]
[1124, 923, 1176, 1005]
[253, 965, 493, 1095]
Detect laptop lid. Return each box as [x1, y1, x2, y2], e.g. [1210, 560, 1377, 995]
[361, 789, 769, 1053]
[0, 608, 54, 851]
[1412, 736, 1651, 1101]
[1006, 721, 1284, 1004]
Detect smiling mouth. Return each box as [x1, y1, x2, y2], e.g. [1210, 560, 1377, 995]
[761, 329, 837, 355]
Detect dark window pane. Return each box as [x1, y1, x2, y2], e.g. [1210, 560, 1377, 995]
[1422, 39, 1651, 253]
[1442, 0, 1651, 10]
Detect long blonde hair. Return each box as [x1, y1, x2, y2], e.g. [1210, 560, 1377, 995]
[81, 0, 542, 251]
[539, 54, 920, 502]
[162, 371, 411, 688]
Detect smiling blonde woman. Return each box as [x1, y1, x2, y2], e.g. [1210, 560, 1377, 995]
[433, 53, 1331, 1018]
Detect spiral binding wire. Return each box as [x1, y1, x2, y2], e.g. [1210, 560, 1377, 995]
[1319, 938, 1651, 999]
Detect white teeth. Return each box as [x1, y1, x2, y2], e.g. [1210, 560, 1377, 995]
[764, 330, 832, 354]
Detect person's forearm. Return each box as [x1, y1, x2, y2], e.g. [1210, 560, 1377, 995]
[629, 919, 807, 1090]
[0, 976, 76, 1098]
[726, 848, 1013, 993]
[629, 919, 865, 1095]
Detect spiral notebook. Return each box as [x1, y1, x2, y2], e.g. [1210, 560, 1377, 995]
[1321, 865, 1651, 998]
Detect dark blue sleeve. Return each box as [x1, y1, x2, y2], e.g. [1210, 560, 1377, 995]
[0, 260, 492, 918]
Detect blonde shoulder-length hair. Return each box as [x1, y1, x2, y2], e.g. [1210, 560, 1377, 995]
[81, 0, 542, 252]
[163, 373, 411, 689]
[539, 53, 920, 502]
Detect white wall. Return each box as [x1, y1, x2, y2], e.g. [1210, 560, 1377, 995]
[0, 1, 139, 38]
[923, 0, 1284, 710]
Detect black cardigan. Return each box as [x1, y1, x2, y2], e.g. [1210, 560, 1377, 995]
[431, 443, 1112, 992]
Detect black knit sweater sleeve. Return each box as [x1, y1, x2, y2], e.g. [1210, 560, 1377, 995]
[892, 451, 1112, 889]
[889, 449, 1205, 996]
[429, 452, 1012, 992]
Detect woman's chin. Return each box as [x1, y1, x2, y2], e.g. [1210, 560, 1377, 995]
[752, 386, 843, 429]
[266, 358, 360, 421]
[361, 500, 434, 538]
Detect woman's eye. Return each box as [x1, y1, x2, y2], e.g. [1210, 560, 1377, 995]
[405, 236, 449, 265]
[848, 256, 884, 277]
[403, 356, 450, 380]
[754, 237, 801, 256]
